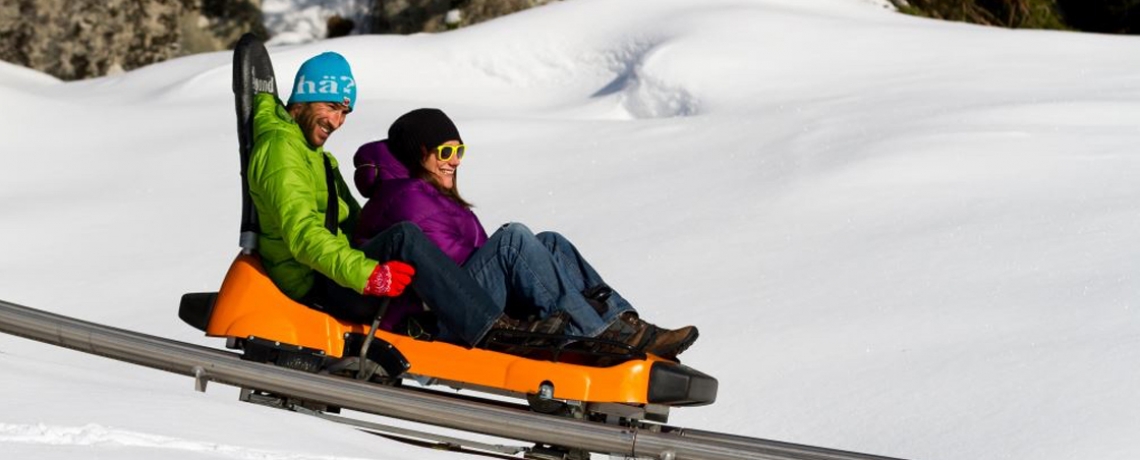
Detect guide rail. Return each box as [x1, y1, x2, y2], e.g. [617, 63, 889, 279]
[0, 298, 907, 460]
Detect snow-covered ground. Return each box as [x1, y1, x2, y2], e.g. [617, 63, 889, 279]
[2, 0, 1139, 459]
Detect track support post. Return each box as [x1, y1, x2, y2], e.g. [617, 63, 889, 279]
[193, 366, 209, 392]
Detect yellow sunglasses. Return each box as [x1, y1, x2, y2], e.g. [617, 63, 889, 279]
[434, 144, 466, 161]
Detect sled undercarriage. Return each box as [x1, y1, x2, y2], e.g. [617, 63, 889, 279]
[222, 314, 678, 425]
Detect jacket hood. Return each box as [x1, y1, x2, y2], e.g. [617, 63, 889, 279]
[353, 140, 408, 197]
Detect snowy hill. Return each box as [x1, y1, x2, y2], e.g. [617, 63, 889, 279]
[2, 0, 1139, 459]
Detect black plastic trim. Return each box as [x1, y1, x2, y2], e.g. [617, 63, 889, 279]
[178, 292, 217, 332]
[240, 336, 329, 373]
[647, 361, 718, 406]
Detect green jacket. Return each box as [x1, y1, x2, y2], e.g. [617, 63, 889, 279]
[247, 92, 377, 299]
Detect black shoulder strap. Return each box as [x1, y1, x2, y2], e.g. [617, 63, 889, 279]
[323, 155, 339, 235]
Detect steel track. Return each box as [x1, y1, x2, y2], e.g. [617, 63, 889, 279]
[0, 298, 907, 460]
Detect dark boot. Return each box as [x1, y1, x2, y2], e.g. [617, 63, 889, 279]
[594, 311, 653, 353]
[640, 324, 698, 360]
[599, 312, 698, 360]
[489, 314, 523, 332]
[525, 311, 569, 335]
[488, 312, 568, 335]
[482, 312, 569, 357]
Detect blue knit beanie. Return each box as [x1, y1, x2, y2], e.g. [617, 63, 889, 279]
[287, 52, 356, 110]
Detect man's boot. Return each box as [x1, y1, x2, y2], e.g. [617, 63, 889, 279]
[489, 314, 522, 332]
[525, 311, 569, 335]
[640, 324, 698, 360]
[599, 312, 698, 360]
[489, 311, 568, 335]
[481, 312, 569, 358]
[594, 311, 652, 353]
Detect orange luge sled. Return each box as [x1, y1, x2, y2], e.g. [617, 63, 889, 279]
[184, 34, 715, 423]
[181, 254, 717, 412]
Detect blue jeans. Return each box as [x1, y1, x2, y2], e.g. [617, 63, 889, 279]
[304, 222, 502, 347]
[462, 223, 635, 337]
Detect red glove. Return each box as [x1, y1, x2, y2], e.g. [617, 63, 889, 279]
[363, 261, 415, 297]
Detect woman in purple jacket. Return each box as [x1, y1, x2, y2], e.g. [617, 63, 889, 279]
[352, 109, 697, 360]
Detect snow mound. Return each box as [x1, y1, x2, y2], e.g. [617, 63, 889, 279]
[592, 40, 700, 119]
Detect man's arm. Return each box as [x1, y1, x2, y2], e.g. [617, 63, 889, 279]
[251, 136, 378, 293]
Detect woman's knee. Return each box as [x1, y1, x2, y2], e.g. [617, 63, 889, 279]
[535, 231, 567, 247]
[493, 222, 547, 255]
[497, 222, 537, 244]
[499, 222, 534, 237]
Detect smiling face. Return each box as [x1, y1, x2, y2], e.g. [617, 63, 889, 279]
[289, 102, 350, 148]
[421, 140, 462, 190]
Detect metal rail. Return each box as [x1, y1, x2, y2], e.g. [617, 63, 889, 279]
[0, 298, 906, 460]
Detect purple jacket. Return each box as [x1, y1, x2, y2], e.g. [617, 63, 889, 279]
[352, 140, 488, 332]
[353, 140, 488, 264]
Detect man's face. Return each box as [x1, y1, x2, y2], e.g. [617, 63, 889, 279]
[289, 102, 350, 148]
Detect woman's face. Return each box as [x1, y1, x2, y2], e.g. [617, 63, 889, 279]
[421, 139, 463, 190]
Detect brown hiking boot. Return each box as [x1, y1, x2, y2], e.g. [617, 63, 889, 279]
[594, 311, 653, 353]
[641, 324, 698, 360]
[607, 312, 698, 360]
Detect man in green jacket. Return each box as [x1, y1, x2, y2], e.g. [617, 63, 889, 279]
[248, 52, 542, 347]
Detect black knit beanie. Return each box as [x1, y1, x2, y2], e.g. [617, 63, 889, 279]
[388, 108, 462, 169]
